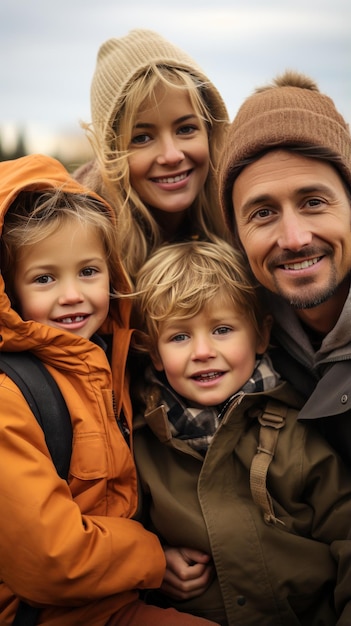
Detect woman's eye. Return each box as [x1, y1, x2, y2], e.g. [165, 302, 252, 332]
[131, 133, 151, 145]
[178, 124, 196, 136]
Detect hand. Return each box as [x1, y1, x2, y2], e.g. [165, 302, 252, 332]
[161, 545, 214, 600]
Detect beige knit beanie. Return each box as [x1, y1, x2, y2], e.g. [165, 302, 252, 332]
[90, 28, 228, 142]
[219, 70, 351, 232]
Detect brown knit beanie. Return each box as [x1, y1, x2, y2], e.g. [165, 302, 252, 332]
[90, 28, 228, 142]
[219, 70, 351, 232]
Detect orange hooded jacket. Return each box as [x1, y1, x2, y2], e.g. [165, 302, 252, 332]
[0, 155, 165, 625]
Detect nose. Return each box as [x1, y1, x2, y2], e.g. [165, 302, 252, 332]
[58, 280, 84, 305]
[156, 135, 185, 166]
[191, 335, 216, 361]
[277, 212, 313, 250]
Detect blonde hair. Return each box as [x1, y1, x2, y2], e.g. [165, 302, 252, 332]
[1, 188, 127, 306]
[82, 64, 229, 281]
[133, 238, 265, 359]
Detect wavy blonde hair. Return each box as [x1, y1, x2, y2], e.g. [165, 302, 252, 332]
[81, 65, 229, 281]
[133, 238, 266, 360]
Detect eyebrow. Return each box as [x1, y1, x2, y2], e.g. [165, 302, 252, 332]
[133, 114, 198, 130]
[22, 257, 105, 274]
[296, 184, 337, 196]
[239, 183, 337, 215]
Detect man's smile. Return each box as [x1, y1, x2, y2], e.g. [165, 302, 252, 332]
[281, 257, 321, 271]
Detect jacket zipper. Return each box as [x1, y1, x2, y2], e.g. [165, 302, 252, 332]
[112, 390, 130, 445]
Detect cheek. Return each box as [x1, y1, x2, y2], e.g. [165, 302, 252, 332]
[152, 354, 164, 372]
[95, 285, 111, 316]
[192, 143, 210, 193]
[20, 296, 47, 322]
[234, 341, 256, 367]
[196, 138, 210, 168]
[157, 345, 184, 376]
[101, 296, 110, 319]
[237, 228, 267, 271]
[128, 154, 146, 188]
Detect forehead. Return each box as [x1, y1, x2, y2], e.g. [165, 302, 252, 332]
[162, 292, 245, 324]
[232, 149, 346, 212]
[237, 149, 340, 183]
[18, 220, 105, 259]
[136, 83, 195, 118]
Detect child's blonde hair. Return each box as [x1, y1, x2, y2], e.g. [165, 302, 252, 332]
[134, 238, 266, 360]
[1, 188, 126, 306]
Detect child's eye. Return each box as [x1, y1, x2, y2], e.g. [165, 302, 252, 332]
[35, 275, 53, 284]
[171, 333, 189, 342]
[81, 267, 97, 277]
[214, 326, 232, 335]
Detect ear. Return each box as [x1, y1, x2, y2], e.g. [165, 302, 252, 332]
[151, 351, 164, 372]
[256, 314, 272, 355]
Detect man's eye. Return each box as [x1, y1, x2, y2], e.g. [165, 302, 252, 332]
[306, 198, 322, 208]
[252, 208, 272, 220]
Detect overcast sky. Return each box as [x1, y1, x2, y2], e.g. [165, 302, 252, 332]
[1, 0, 350, 148]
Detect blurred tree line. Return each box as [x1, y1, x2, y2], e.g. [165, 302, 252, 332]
[0, 129, 27, 161]
[0, 128, 89, 172]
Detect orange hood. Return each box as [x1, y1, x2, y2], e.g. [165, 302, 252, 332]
[0, 154, 132, 413]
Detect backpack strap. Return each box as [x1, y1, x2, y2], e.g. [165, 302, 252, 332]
[249, 399, 287, 525]
[0, 351, 72, 480]
[11, 602, 40, 626]
[0, 352, 73, 626]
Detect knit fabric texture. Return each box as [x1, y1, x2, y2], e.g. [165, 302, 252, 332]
[219, 71, 351, 231]
[90, 28, 228, 141]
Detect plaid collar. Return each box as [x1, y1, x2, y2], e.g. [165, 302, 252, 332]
[146, 354, 280, 453]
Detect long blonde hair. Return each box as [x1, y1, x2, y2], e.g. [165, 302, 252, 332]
[82, 65, 229, 281]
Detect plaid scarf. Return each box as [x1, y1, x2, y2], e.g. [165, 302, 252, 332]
[146, 354, 281, 453]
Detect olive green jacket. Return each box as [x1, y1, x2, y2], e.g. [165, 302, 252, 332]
[134, 381, 351, 626]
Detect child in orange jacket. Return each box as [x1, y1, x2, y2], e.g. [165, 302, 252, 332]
[0, 154, 218, 626]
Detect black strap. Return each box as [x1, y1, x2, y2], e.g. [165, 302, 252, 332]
[12, 602, 41, 626]
[0, 351, 72, 479]
[0, 351, 73, 626]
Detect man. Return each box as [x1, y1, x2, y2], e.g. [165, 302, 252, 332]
[219, 70, 351, 465]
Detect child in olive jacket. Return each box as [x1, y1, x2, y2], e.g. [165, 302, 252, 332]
[132, 238, 351, 626]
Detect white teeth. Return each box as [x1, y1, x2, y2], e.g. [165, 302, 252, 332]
[195, 372, 220, 380]
[60, 316, 84, 324]
[283, 258, 319, 270]
[155, 173, 187, 184]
